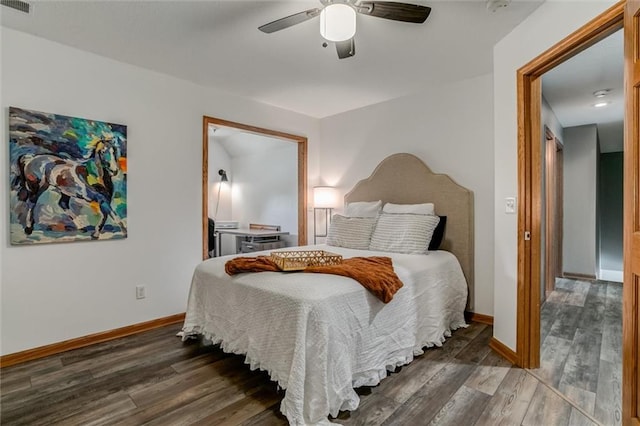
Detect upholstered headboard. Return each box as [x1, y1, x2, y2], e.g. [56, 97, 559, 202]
[344, 153, 475, 309]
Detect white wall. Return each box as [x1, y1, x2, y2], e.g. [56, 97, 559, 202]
[208, 140, 233, 222]
[493, 0, 615, 350]
[209, 139, 298, 255]
[319, 73, 495, 315]
[231, 144, 298, 243]
[563, 124, 599, 276]
[207, 141, 233, 255]
[0, 28, 320, 355]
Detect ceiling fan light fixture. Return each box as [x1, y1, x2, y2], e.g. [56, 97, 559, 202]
[593, 101, 611, 108]
[320, 4, 356, 42]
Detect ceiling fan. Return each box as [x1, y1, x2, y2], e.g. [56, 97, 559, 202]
[258, 0, 432, 59]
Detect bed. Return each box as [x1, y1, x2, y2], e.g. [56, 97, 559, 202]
[181, 153, 474, 425]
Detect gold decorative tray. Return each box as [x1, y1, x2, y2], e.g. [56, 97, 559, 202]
[270, 250, 343, 271]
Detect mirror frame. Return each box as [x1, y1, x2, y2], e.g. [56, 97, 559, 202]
[202, 116, 308, 260]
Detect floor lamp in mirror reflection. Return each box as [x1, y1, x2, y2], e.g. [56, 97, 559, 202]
[313, 186, 338, 244]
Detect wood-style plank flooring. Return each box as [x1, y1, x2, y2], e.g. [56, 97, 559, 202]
[1, 322, 601, 425]
[531, 278, 622, 426]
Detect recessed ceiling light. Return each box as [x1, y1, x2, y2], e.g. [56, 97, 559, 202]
[487, 0, 511, 12]
[593, 89, 612, 98]
[593, 101, 611, 108]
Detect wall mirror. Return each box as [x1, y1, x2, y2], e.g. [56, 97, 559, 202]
[202, 116, 307, 259]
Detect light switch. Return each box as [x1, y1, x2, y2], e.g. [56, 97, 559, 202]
[505, 197, 516, 214]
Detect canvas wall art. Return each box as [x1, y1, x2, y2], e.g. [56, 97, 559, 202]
[9, 107, 127, 245]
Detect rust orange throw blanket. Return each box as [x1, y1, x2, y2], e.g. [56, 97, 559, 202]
[225, 256, 403, 303]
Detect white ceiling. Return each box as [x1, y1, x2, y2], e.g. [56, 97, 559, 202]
[542, 29, 624, 153]
[1, 0, 543, 118]
[209, 125, 294, 158]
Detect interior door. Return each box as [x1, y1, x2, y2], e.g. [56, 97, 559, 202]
[545, 133, 563, 299]
[556, 145, 563, 280]
[545, 134, 555, 299]
[623, 1, 640, 423]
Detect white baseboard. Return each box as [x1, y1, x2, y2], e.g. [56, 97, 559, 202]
[599, 269, 623, 283]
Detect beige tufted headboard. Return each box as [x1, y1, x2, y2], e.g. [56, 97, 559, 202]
[344, 153, 475, 310]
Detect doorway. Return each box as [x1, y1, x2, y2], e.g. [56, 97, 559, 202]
[201, 116, 308, 260]
[515, 1, 639, 424]
[530, 27, 625, 424]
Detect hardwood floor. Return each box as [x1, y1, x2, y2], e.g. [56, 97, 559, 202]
[532, 278, 622, 426]
[1, 322, 600, 425]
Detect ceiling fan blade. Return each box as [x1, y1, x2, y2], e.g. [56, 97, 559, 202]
[336, 38, 356, 59]
[258, 8, 321, 33]
[357, 1, 431, 23]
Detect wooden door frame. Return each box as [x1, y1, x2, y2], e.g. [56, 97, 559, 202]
[516, 1, 623, 368]
[623, 1, 640, 422]
[544, 127, 563, 299]
[201, 116, 308, 260]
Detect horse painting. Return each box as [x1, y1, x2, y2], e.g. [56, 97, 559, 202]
[9, 107, 127, 245]
[15, 138, 127, 239]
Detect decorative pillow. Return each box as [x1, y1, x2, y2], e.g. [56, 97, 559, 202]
[428, 216, 447, 251]
[382, 202, 435, 215]
[345, 200, 382, 218]
[326, 214, 378, 250]
[369, 213, 440, 254]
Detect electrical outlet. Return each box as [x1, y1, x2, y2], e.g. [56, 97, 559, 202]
[505, 197, 517, 214]
[136, 285, 146, 299]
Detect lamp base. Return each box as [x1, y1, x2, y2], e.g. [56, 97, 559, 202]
[313, 208, 333, 244]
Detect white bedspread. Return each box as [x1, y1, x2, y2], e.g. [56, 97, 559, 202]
[181, 244, 468, 425]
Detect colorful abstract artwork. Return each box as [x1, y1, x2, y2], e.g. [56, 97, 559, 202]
[9, 107, 127, 245]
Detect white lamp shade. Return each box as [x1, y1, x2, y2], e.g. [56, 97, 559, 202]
[313, 186, 339, 208]
[319, 4, 356, 42]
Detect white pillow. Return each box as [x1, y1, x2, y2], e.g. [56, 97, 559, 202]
[326, 214, 377, 250]
[383, 202, 435, 215]
[369, 213, 440, 254]
[345, 200, 382, 218]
